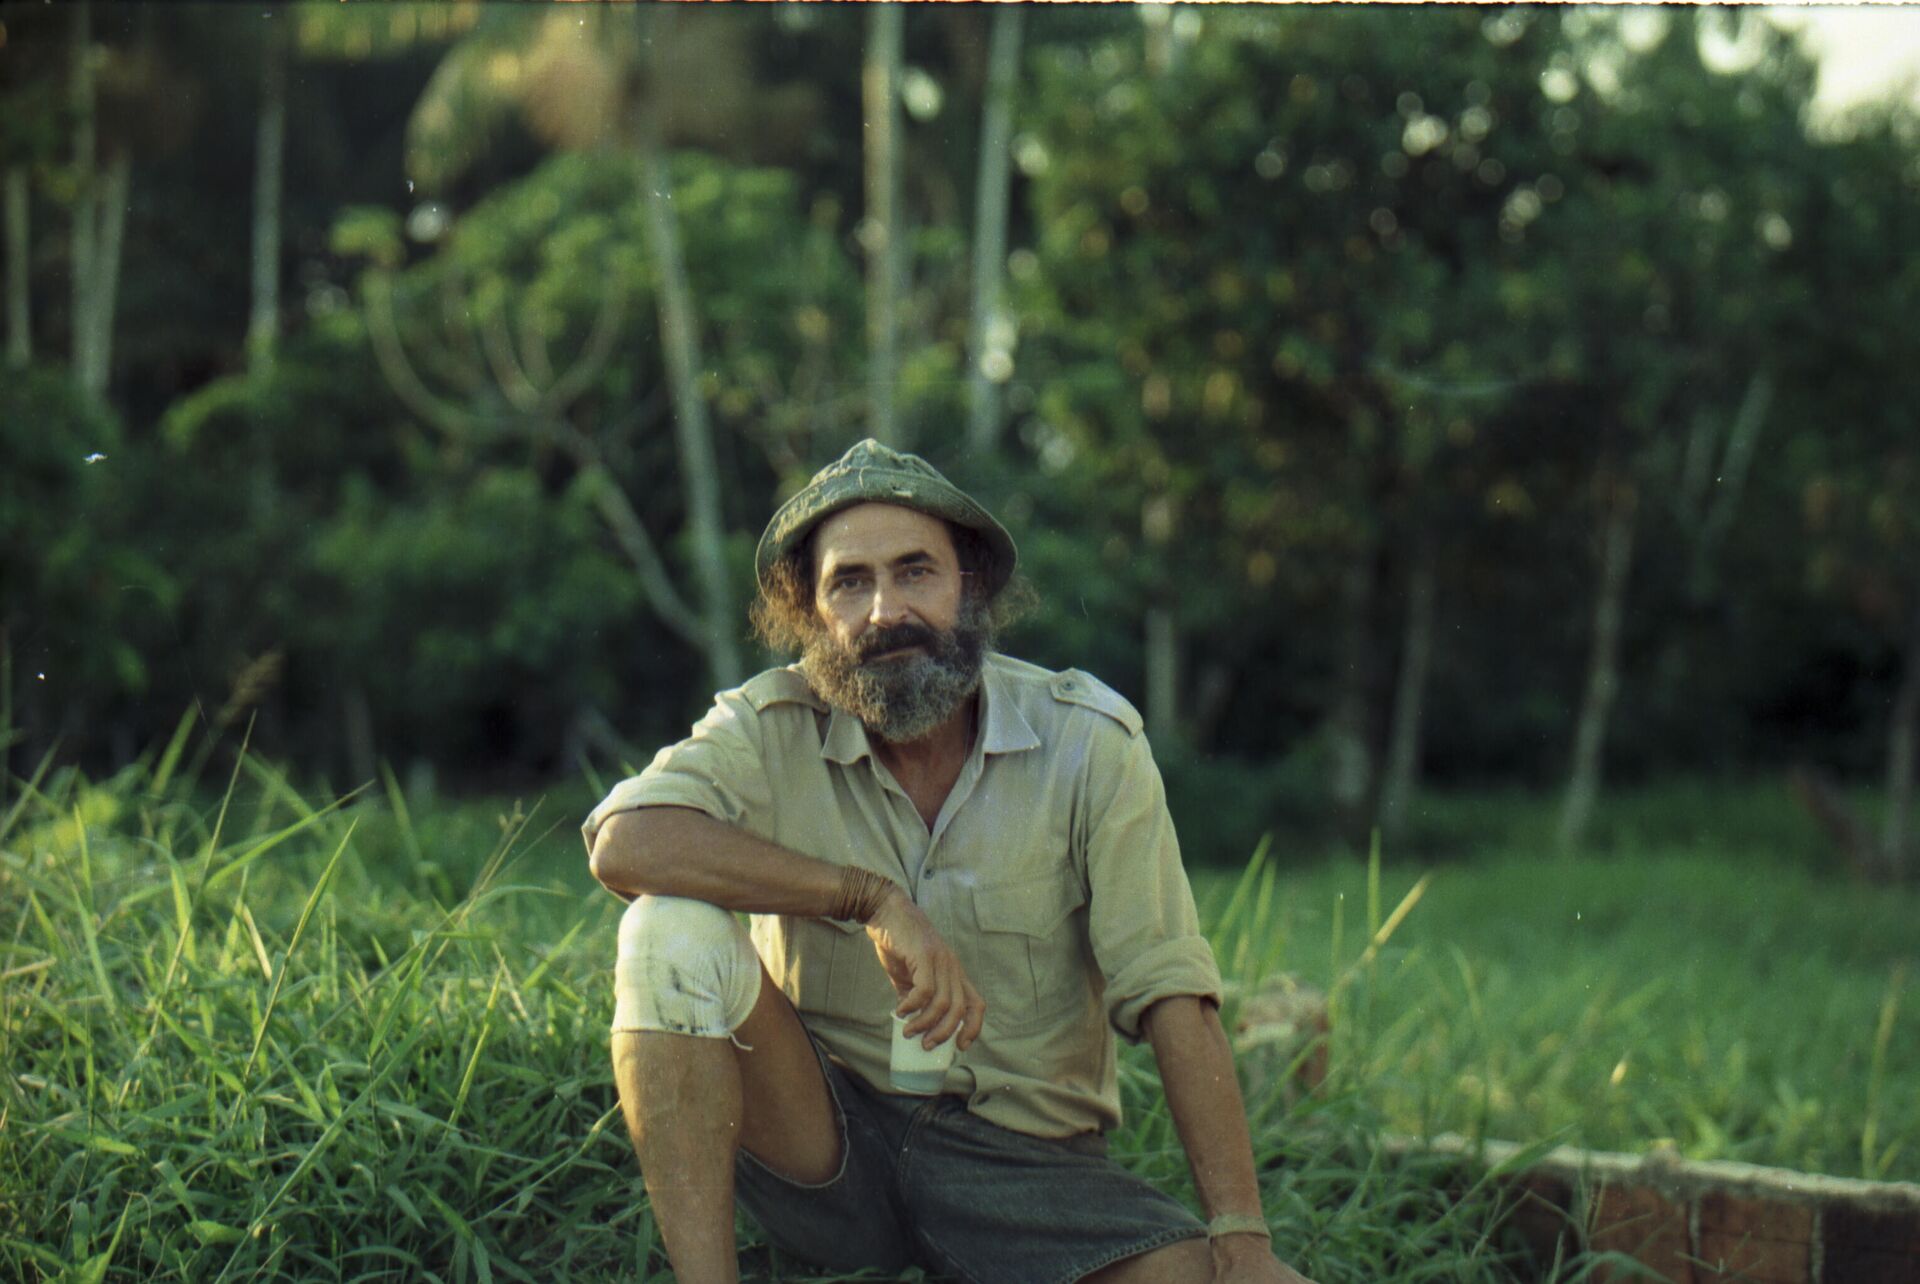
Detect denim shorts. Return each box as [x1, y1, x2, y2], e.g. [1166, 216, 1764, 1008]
[733, 1042, 1206, 1284]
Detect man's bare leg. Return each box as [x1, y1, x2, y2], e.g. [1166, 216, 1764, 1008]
[611, 967, 840, 1284]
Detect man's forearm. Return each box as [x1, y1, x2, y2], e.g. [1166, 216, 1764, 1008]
[1143, 995, 1265, 1223]
[590, 805, 878, 920]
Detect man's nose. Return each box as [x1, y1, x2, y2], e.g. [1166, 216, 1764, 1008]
[869, 580, 910, 626]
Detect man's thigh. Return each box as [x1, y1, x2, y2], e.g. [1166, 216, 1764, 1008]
[897, 1101, 1207, 1284]
[732, 965, 842, 1185]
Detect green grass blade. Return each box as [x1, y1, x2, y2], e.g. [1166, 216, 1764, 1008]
[148, 707, 200, 800]
[447, 968, 504, 1131]
[240, 819, 354, 1084]
[0, 740, 62, 845]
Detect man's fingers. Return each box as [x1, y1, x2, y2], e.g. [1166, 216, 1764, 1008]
[923, 987, 966, 1047]
[957, 985, 987, 1051]
[904, 965, 957, 1039]
[896, 970, 934, 1019]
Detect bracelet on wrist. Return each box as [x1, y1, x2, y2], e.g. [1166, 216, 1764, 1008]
[830, 867, 897, 923]
[1206, 1212, 1271, 1241]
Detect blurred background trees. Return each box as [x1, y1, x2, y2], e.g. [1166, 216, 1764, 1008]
[4, 3, 1918, 876]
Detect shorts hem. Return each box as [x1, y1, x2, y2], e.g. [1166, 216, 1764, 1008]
[1054, 1223, 1209, 1284]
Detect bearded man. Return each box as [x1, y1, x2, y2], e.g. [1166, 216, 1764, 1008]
[584, 440, 1319, 1284]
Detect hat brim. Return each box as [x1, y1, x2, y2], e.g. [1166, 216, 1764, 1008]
[755, 465, 1017, 598]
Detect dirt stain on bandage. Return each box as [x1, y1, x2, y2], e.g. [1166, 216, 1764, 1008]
[613, 898, 758, 1050]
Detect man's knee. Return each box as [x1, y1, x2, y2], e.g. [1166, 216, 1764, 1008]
[612, 895, 760, 1039]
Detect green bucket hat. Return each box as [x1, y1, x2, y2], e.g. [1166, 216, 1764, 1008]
[755, 439, 1017, 596]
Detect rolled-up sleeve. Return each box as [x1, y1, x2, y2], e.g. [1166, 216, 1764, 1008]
[1081, 724, 1223, 1042]
[580, 689, 774, 856]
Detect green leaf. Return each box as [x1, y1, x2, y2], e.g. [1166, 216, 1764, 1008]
[186, 1221, 246, 1246]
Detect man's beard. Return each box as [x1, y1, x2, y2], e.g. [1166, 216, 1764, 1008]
[802, 597, 993, 744]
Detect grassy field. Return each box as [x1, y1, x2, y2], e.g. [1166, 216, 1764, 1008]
[2, 734, 1914, 1282]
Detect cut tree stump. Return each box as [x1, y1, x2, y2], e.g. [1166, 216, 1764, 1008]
[1229, 973, 1330, 1105]
[1383, 1134, 1920, 1284]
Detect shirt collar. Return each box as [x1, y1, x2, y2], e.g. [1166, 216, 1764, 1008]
[978, 657, 1041, 756]
[816, 654, 1040, 765]
[821, 703, 873, 765]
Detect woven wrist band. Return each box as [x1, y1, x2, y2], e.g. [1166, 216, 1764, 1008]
[1206, 1213, 1272, 1241]
[830, 867, 896, 923]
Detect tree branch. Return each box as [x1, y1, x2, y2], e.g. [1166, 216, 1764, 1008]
[540, 420, 704, 647]
[480, 302, 543, 414]
[363, 271, 482, 438]
[538, 269, 628, 416]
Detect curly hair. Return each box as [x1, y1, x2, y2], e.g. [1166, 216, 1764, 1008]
[749, 520, 1036, 656]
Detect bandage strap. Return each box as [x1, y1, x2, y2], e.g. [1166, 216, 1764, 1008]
[1206, 1213, 1271, 1241]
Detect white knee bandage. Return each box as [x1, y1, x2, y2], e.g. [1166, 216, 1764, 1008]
[611, 895, 760, 1040]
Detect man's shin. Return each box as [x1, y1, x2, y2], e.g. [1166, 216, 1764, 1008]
[613, 1029, 746, 1284]
[607, 895, 763, 1282]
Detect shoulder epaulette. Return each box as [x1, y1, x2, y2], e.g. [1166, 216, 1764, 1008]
[1048, 669, 1143, 737]
[739, 667, 827, 713]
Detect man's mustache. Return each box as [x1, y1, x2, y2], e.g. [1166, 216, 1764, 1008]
[855, 623, 941, 663]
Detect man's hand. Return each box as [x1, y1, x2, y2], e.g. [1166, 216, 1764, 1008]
[1212, 1233, 1320, 1284]
[864, 887, 987, 1051]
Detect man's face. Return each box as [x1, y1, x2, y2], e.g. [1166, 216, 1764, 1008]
[812, 502, 964, 645]
[801, 503, 989, 743]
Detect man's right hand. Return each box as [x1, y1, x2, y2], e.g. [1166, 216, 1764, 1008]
[864, 887, 987, 1051]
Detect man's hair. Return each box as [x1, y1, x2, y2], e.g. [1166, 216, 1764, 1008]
[749, 519, 1036, 655]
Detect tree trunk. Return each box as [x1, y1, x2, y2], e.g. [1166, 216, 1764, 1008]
[1883, 603, 1920, 882]
[248, 19, 288, 380]
[4, 166, 28, 368]
[1145, 607, 1178, 744]
[70, 0, 97, 395]
[80, 150, 129, 400]
[1328, 542, 1376, 823]
[1142, 492, 1179, 742]
[1379, 543, 1437, 841]
[965, 7, 1021, 456]
[1557, 485, 1638, 855]
[640, 153, 741, 689]
[1688, 371, 1772, 604]
[862, 4, 903, 447]
[639, 11, 741, 691]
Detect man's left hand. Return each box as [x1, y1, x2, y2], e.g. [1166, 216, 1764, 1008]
[1212, 1233, 1320, 1284]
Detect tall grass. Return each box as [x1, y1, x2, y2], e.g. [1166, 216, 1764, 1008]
[1, 732, 646, 1282]
[16, 735, 1903, 1281]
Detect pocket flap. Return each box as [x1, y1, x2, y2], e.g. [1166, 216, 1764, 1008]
[972, 874, 1085, 937]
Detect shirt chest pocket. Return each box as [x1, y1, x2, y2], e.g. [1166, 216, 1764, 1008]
[968, 874, 1090, 1034]
[811, 918, 897, 1028]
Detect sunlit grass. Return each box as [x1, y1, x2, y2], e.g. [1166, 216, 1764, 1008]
[4, 733, 1912, 1282]
[1195, 818, 1920, 1185]
[1, 733, 644, 1283]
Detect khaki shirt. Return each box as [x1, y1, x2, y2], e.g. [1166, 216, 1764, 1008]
[581, 653, 1223, 1139]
